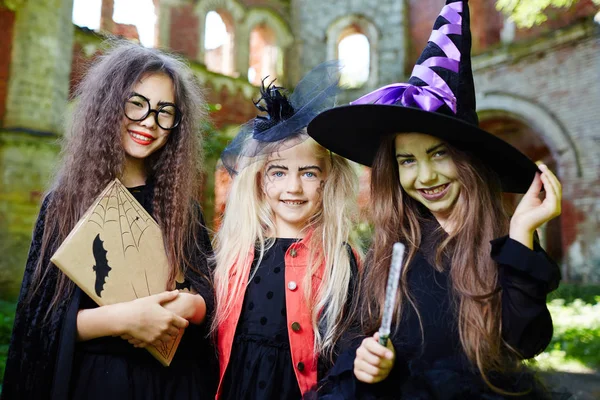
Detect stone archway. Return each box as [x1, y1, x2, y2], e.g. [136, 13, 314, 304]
[195, 0, 245, 66]
[478, 92, 582, 179]
[479, 113, 563, 263]
[241, 9, 293, 85]
[477, 92, 582, 271]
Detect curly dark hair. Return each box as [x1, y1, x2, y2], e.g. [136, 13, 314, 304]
[30, 40, 209, 312]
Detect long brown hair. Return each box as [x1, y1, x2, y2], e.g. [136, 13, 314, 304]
[360, 134, 520, 391]
[29, 41, 207, 313]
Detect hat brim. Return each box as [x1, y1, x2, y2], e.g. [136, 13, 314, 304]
[308, 104, 539, 194]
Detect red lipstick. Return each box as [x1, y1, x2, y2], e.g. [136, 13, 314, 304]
[128, 130, 155, 146]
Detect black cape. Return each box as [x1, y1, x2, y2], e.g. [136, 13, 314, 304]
[314, 214, 564, 400]
[1, 186, 217, 400]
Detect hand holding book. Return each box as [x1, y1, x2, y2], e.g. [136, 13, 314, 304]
[117, 290, 189, 348]
[52, 179, 187, 366]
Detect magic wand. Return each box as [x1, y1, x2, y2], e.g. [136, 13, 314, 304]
[378, 242, 405, 346]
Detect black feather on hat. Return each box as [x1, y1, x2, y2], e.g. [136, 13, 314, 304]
[220, 61, 341, 176]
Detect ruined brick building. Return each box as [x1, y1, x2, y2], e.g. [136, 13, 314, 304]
[0, 0, 598, 298]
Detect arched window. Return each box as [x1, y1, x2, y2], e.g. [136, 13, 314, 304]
[338, 28, 370, 88]
[327, 15, 378, 91]
[204, 10, 235, 76]
[248, 23, 281, 85]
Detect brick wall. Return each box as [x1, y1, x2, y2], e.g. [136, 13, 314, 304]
[0, 6, 15, 126]
[3, 0, 74, 134]
[469, 0, 503, 52]
[0, 133, 60, 300]
[408, 0, 444, 69]
[206, 85, 258, 129]
[292, 0, 408, 93]
[474, 27, 600, 280]
[169, 4, 199, 60]
[408, 0, 598, 63]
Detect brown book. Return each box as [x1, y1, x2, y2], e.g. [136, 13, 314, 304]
[51, 179, 183, 366]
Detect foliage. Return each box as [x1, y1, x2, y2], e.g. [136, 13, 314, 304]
[545, 298, 600, 368]
[548, 283, 600, 304]
[534, 292, 600, 372]
[201, 104, 231, 161]
[353, 222, 374, 254]
[0, 301, 17, 391]
[495, 0, 600, 28]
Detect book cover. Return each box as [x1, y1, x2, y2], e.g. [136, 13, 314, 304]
[51, 179, 183, 366]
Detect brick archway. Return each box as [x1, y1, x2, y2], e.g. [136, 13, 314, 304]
[479, 114, 563, 263]
[477, 91, 582, 180]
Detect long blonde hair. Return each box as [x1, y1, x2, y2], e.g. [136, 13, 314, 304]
[213, 135, 361, 359]
[361, 135, 521, 393]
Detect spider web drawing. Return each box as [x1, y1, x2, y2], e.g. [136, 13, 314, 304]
[89, 182, 153, 253]
[86, 180, 176, 360]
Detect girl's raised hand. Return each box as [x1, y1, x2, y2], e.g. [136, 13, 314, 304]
[118, 290, 189, 348]
[354, 332, 396, 384]
[510, 163, 562, 249]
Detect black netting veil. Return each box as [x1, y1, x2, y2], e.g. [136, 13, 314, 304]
[220, 61, 342, 176]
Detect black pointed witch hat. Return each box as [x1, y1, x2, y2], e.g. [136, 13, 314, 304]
[307, 0, 538, 193]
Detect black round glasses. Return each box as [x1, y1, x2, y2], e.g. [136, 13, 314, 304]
[124, 93, 182, 130]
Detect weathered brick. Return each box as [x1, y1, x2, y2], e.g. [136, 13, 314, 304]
[0, 6, 15, 126]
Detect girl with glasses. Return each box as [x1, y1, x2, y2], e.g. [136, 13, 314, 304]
[2, 41, 217, 400]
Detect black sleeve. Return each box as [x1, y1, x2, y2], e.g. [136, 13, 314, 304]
[338, 245, 362, 351]
[184, 204, 215, 324]
[1, 195, 66, 400]
[491, 235, 561, 359]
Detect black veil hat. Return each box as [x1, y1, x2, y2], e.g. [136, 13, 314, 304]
[307, 0, 538, 193]
[220, 61, 341, 176]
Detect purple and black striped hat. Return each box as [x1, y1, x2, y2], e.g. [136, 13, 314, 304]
[308, 0, 538, 193]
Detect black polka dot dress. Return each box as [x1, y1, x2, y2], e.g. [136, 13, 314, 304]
[221, 238, 302, 400]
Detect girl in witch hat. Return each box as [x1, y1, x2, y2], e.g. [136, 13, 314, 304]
[213, 62, 362, 399]
[307, 0, 564, 398]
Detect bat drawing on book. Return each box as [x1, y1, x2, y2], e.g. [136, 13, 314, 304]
[92, 234, 111, 297]
[51, 179, 184, 366]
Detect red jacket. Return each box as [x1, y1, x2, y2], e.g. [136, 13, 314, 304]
[216, 234, 327, 398]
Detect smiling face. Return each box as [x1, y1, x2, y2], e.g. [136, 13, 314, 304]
[121, 72, 176, 161]
[394, 133, 461, 224]
[262, 141, 328, 238]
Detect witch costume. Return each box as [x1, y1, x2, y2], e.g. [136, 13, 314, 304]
[307, 0, 566, 399]
[215, 63, 360, 399]
[1, 182, 218, 400]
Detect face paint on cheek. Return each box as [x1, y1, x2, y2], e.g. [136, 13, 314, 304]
[316, 180, 325, 196]
[262, 176, 277, 198]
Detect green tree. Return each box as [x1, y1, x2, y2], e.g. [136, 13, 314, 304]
[496, 0, 600, 28]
